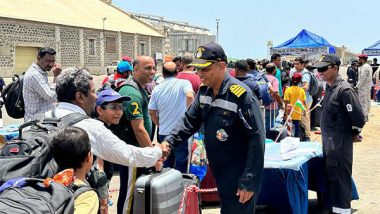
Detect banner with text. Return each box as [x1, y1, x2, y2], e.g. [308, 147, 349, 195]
[362, 49, 380, 56]
[270, 47, 329, 56]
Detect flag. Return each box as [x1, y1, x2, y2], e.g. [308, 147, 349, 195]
[294, 100, 305, 111]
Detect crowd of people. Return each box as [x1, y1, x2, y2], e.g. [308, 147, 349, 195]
[8, 42, 372, 213]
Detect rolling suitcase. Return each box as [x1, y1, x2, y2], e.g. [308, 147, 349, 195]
[133, 168, 183, 214]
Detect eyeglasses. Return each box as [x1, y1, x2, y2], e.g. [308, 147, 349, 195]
[317, 65, 334, 73]
[101, 103, 123, 111]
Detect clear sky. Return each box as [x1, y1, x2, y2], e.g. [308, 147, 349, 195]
[113, 0, 379, 59]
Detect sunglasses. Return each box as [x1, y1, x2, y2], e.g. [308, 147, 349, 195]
[101, 103, 123, 111]
[317, 64, 334, 73]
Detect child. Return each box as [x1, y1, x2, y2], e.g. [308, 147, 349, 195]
[95, 89, 129, 212]
[283, 72, 306, 137]
[51, 127, 99, 214]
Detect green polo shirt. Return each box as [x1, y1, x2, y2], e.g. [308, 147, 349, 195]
[118, 83, 152, 144]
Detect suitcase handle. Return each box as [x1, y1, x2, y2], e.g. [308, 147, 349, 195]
[18, 120, 48, 140]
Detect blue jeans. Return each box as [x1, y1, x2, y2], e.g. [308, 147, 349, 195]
[265, 109, 278, 132]
[158, 134, 189, 173]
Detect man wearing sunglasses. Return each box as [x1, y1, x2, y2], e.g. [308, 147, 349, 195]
[163, 42, 265, 213]
[314, 54, 365, 214]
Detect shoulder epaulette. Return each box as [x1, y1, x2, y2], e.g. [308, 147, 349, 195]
[229, 84, 246, 98]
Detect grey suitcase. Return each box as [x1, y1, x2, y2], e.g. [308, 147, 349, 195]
[133, 168, 184, 214]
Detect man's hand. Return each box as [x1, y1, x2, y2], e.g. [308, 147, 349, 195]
[353, 135, 363, 142]
[160, 141, 171, 158]
[154, 160, 163, 172]
[52, 63, 62, 77]
[236, 189, 254, 203]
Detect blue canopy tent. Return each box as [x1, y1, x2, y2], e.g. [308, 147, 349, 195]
[271, 29, 335, 56]
[362, 40, 380, 56]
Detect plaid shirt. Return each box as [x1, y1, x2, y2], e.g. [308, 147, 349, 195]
[23, 62, 57, 121]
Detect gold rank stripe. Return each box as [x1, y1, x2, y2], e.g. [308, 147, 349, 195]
[230, 85, 246, 97]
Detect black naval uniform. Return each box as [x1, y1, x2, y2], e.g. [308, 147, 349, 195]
[320, 76, 365, 210]
[165, 74, 265, 213]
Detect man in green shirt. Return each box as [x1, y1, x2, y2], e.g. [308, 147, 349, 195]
[113, 56, 161, 214]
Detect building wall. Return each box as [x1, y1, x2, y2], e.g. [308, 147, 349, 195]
[151, 37, 163, 57]
[121, 33, 135, 58]
[169, 32, 216, 56]
[60, 27, 80, 67]
[0, 19, 56, 76]
[104, 32, 119, 65]
[137, 35, 150, 56]
[83, 30, 101, 66]
[0, 18, 163, 77]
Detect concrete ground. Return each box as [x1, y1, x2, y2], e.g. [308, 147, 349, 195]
[2, 67, 379, 213]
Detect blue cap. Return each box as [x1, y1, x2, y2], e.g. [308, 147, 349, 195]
[117, 61, 133, 73]
[96, 89, 130, 107]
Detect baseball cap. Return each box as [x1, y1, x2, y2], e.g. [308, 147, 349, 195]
[117, 61, 133, 73]
[189, 42, 227, 69]
[312, 54, 341, 68]
[121, 55, 132, 62]
[292, 72, 302, 84]
[358, 54, 368, 59]
[96, 89, 130, 107]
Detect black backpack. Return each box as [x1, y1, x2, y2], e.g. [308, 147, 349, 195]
[1, 74, 25, 119]
[0, 113, 88, 184]
[251, 72, 273, 105]
[0, 178, 92, 214]
[305, 71, 323, 98]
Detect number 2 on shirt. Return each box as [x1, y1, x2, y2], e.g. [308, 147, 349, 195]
[131, 102, 140, 115]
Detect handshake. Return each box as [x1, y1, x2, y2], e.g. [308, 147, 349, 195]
[153, 141, 172, 158]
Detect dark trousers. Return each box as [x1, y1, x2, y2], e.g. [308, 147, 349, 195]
[117, 166, 146, 214]
[292, 120, 300, 137]
[219, 191, 258, 214]
[158, 134, 188, 173]
[117, 165, 129, 214]
[324, 156, 352, 210]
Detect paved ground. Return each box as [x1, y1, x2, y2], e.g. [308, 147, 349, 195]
[2, 67, 380, 213]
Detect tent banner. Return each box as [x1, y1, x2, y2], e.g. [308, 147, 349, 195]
[270, 47, 329, 55]
[362, 49, 380, 56]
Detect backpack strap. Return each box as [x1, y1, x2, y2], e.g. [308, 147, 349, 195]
[58, 113, 89, 128]
[72, 184, 94, 199]
[117, 78, 148, 108]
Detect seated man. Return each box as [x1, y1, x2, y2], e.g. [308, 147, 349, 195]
[51, 126, 98, 214]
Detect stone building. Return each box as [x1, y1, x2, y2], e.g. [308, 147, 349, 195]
[0, 0, 164, 77]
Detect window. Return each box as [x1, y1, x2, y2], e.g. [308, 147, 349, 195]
[106, 37, 116, 53]
[179, 39, 196, 52]
[140, 43, 145, 55]
[187, 39, 195, 51]
[89, 39, 95, 55]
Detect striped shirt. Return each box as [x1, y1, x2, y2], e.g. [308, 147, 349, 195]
[23, 62, 57, 121]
